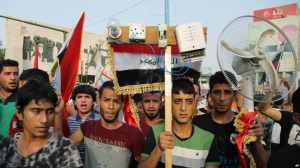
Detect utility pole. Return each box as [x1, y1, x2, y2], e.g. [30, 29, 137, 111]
[164, 0, 170, 25]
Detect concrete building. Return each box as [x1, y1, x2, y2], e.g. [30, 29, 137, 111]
[3, 15, 106, 83]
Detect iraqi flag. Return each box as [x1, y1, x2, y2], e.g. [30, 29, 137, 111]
[54, 12, 85, 117]
[110, 43, 201, 94]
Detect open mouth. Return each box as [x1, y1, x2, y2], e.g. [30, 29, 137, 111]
[80, 104, 87, 108]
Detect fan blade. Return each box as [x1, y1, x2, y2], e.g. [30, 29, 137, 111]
[254, 29, 276, 57]
[256, 29, 275, 47]
[258, 57, 280, 92]
[232, 57, 255, 75]
[221, 40, 257, 59]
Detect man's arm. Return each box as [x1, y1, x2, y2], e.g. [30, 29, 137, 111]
[54, 95, 64, 135]
[138, 145, 163, 168]
[70, 128, 84, 145]
[249, 122, 268, 168]
[257, 97, 282, 122]
[138, 131, 174, 168]
[253, 141, 268, 168]
[205, 137, 220, 168]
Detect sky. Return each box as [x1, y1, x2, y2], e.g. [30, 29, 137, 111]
[0, 0, 299, 73]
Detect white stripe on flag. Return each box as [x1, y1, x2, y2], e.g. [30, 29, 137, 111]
[114, 53, 192, 71]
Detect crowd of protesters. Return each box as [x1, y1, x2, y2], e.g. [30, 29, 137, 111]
[0, 58, 299, 168]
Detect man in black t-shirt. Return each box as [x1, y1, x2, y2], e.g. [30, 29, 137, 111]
[261, 87, 300, 167]
[261, 87, 300, 150]
[193, 71, 267, 168]
[267, 144, 300, 168]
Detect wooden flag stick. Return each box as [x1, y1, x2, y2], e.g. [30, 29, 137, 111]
[164, 46, 172, 168]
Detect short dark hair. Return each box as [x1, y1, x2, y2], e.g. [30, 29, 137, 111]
[0, 59, 18, 73]
[209, 71, 237, 92]
[172, 78, 195, 95]
[172, 67, 200, 84]
[142, 91, 162, 100]
[292, 87, 300, 113]
[98, 81, 123, 101]
[19, 68, 49, 83]
[132, 93, 143, 103]
[71, 84, 96, 101]
[16, 80, 58, 112]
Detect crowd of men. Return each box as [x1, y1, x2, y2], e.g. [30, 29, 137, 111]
[0, 58, 299, 168]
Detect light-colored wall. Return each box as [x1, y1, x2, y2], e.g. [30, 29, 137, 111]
[5, 19, 105, 76]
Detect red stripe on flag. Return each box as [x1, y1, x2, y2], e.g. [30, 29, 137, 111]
[59, 12, 85, 118]
[111, 43, 180, 55]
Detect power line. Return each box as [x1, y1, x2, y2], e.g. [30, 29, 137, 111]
[86, 0, 147, 28]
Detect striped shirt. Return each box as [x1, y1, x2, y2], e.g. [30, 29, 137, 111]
[67, 111, 100, 162]
[142, 123, 220, 168]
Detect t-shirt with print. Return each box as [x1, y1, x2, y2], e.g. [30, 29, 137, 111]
[142, 123, 219, 168]
[81, 120, 144, 168]
[271, 111, 300, 152]
[67, 111, 100, 162]
[193, 113, 240, 168]
[0, 133, 83, 168]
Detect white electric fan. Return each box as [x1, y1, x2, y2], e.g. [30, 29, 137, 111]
[217, 15, 297, 111]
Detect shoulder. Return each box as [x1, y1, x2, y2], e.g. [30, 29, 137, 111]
[54, 136, 80, 153]
[121, 124, 143, 136]
[81, 119, 99, 129]
[193, 126, 215, 140]
[0, 137, 17, 159]
[149, 123, 165, 141]
[6, 92, 17, 103]
[193, 113, 214, 130]
[0, 137, 15, 151]
[193, 113, 211, 123]
[151, 123, 165, 132]
[52, 135, 73, 147]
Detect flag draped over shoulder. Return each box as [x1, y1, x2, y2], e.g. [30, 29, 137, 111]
[55, 12, 85, 117]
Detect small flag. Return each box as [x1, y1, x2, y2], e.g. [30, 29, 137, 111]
[33, 45, 39, 69]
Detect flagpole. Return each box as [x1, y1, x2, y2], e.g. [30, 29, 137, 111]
[164, 0, 172, 168]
